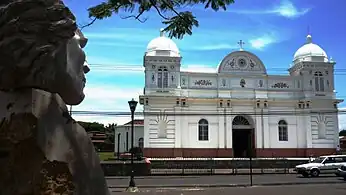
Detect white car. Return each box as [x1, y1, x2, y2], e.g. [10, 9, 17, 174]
[294, 154, 346, 177]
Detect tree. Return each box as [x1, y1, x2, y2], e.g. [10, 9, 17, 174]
[78, 121, 106, 132]
[85, 0, 235, 39]
[105, 123, 117, 144]
[340, 130, 346, 136]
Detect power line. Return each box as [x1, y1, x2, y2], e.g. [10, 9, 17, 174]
[86, 63, 346, 74]
[70, 110, 346, 116]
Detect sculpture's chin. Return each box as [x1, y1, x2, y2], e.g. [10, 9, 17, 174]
[62, 92, 85, 106]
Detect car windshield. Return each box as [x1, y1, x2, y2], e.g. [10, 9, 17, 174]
[311, 157, 325, 163]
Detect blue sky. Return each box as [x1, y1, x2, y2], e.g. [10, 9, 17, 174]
[63, 0, 346, 128]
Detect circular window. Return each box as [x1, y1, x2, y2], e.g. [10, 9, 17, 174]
[238, 58, 247, 68]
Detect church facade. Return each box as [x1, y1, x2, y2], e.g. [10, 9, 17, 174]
[139, 30, 342, 158]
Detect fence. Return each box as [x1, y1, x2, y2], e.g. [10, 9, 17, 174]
[101, 157, 311, 176]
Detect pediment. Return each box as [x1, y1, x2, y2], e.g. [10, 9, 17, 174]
[217, 51, 267, 74]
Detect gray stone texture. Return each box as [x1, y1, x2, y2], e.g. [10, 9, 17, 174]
[0, 0, 110, 194]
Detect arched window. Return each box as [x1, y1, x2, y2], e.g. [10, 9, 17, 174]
[158, 66, 168, 88]
[198, 119, 209, 141]
[314, 71, 324, 92]
[138, 138, 144, 148]
[278, 120, 288, 141]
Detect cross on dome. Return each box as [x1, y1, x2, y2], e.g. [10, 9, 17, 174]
[306, 34, 312, 44]
[237, 40, 245, 51]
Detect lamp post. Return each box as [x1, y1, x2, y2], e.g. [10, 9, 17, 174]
[69, 105, 72, 116]
[127, 98, 138, 192]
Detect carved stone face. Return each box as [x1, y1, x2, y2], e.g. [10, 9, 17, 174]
[61, 30, 90, 105]
[0, 0, 90, 105]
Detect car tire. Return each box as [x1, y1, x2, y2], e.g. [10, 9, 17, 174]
[343, 177, 346, 181]
[302, 172, 309, 178]
[310, 169, 320, 177]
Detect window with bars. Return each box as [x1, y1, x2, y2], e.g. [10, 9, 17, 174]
[158, 66, 168, 88]
[278, 120, 288, 141]
[198, 119, 209, 141]
[314, 71, 324, 92]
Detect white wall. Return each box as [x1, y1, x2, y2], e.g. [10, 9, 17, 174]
[144, 98, 339, 150]
[114, 125, 144, 154]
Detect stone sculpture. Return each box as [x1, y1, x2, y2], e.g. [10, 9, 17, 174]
[0, 0, 110, 194]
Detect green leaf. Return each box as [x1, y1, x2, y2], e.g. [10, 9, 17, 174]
[86, 0, 236, 39]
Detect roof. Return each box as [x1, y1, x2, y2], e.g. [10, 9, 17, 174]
[123, 119, 144, 126]
[145, 29, 180, 57]
[293, 34, 328, 63]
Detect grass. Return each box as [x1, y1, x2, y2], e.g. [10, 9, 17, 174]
[98, 152, 114, 161]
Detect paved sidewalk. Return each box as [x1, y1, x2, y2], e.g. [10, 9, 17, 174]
[110, 183, 346, 195]
[107, 174, 345, 188]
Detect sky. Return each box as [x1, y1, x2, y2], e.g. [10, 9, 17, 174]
[63, 0, 346, 129]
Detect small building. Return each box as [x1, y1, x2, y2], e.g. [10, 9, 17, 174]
[114, 119, 144, 155]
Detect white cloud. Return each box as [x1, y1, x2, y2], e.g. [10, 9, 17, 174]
[249, 34, 278, 50]
[71, 85, 143, 125]
[270, 0, 311, 18]
[230, 0, 311, 19]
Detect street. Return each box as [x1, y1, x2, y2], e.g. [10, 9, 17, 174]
[109, 183, 346, 195]
[106, 174, 345, 188]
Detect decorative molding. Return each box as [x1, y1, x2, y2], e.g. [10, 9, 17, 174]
[181, 77, 186, 86]
[154, 110, 174, 138]
[240, 79, 246, 88]
[271, 82, 289, 88]
[194, 79, 212, 86]
[151, 73, 155, 84]
[221, 78, 226, 87]
[258, 80, 263, 88]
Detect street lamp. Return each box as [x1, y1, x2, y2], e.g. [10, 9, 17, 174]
[69, 105, 72, 116]
[127, 98, 138, 192]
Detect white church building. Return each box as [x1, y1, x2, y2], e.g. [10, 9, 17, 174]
[139, 30, 342, 158]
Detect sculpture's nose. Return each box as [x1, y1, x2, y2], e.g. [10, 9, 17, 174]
[83, 65, 90, 74]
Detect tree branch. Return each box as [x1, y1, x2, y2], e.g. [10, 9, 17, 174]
[79, 17, 97, 30]
[150, 0, 170, 20]
[161, 0, 186, 21]
[120, 7, 148, 23]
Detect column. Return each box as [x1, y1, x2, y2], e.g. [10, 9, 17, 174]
[143, 107, 150, 148]
[218, 108, 225, 148]
[306, 114, 312, 148]
[174, 107, 181, 148]
[255, 110, 263, 149]
[181, 107, 189, 148]
[226, 109, 233, 148]
[263, 109, 270, 148]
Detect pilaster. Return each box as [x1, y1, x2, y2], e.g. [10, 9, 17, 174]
[174, 106, 181, 148]
[217, 108, 225, 148]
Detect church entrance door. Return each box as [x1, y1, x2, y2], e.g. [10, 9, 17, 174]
[232, 116, 255, 158]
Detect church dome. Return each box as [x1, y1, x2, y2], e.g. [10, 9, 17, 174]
[145, 29, 180, 57]
[293, 34, 328, 62]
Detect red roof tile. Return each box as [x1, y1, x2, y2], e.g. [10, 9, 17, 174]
[123, 119, 144, 126]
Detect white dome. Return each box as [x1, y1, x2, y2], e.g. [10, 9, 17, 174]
[293, 35, 328, 62]
[145, 29, 180, 57]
